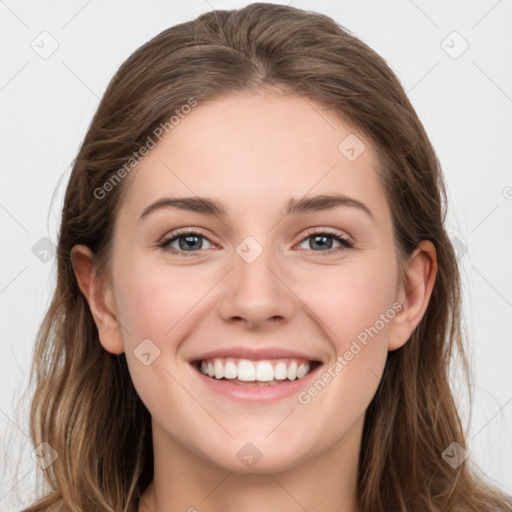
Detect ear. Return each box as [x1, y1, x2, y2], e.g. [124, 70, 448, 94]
[388, 240, 437, 351]
[70, 245, 124, 354]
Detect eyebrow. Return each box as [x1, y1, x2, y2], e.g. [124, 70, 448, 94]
[138, 194, 374, 222]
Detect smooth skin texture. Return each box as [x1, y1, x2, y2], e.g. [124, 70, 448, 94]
[71, 90, 437, 512]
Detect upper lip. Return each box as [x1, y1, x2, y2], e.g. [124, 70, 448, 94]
[189, 346, 322, 363]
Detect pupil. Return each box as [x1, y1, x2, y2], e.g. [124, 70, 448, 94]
[180, 235, 201, 251]
[312, 235, 332, 250]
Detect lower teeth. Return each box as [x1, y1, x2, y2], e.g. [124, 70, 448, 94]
[208, 376, 293, 386]
[229, 378, 288, 386]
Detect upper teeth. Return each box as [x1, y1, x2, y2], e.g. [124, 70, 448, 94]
[198, 358, 312, 382]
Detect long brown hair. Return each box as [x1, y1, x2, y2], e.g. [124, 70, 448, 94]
[21, 3, 512, 511]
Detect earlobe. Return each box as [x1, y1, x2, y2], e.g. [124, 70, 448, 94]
[70, 245, 124, 355]
[388, 240, 437, 351]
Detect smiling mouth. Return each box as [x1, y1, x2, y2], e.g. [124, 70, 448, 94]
[191, 357, 322, 386]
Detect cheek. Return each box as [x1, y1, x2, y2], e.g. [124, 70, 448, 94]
[293, 262, 396, 444]
[112, 263, 205, 414]
[292, 253, 398, 349]
[290, 251, 397, 407]
[114, 262, 208, 343]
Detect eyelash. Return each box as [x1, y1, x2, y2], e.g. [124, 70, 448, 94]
[158, 228, 354, 257]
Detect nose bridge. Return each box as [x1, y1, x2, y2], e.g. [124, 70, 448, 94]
[218, 235, 295, 327]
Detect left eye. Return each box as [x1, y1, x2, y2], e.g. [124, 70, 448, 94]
[297, 231, 353, 252]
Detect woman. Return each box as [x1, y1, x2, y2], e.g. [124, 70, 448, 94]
[22, 3, 512, 511]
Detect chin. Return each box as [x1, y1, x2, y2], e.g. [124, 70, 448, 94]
[195, 437, 313, 474]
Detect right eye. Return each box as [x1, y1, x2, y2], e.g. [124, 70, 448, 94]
[159, 230, 215, 256]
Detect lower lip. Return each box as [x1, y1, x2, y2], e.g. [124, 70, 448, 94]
[189, 362, 323, 402]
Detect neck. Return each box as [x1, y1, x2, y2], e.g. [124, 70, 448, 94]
[139, 415, 363, 512]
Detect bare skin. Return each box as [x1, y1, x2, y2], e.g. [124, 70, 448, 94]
[71, 90, 437, 512]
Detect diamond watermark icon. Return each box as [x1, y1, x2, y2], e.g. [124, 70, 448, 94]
[236, 442, 263, 468]
[450, 236, 468, 261]
[442, 442, 468, 468]
[30, 31, 59, 60]
[31, 442, 58, 469]
[338, 134, 366, 162]
[441, 31, 469, 60]
[236, 236, 263, 264]
[32, 237, 57, 263]
[134, 338, 161, 366]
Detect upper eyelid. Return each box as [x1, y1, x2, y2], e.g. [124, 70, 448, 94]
[302, 228, 354, 244]
[159, 229, 214, 245]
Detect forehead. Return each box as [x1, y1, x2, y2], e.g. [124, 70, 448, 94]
[118, 91, 389, 224]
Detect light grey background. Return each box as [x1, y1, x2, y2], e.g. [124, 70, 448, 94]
[1, 1, 511, 509]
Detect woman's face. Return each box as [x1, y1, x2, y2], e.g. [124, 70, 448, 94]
[97, 91, 418, 473]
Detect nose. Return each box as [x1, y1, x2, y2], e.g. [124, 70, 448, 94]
[217, 243, 296, 330]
